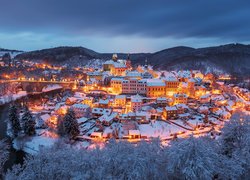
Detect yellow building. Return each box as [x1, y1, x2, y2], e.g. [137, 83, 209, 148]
[110, 62, 127, 76]
[163, 106, 178, 120]
[82, 97, 94, 107]
[165, 77, 180, 97]
[86, 71, 103, 81]
[173, 93, 188, 105]
[113, 95, 126, 107]
[110, 78, 123, 94]
[146, 79, 166, 98]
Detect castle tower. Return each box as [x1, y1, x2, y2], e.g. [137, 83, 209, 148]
[112, 53, 118, 62]
[126, 53, 132, 69]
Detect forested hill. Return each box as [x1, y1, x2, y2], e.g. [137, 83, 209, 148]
[15, 43, 250, 76]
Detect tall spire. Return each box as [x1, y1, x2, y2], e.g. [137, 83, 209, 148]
[127, 53, 130, 60]
[145, 58, 148, 68]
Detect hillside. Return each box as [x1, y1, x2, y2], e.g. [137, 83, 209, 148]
[144, 44, 250, 76]
[15, 43, 250, 76]
[0, 48, 23, 58]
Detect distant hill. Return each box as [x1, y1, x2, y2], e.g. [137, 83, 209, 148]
[0, 48, 23, 52]
[142, 44, 250, 76]
[0, 48, 23, 58]
[15, 43, 250, 76]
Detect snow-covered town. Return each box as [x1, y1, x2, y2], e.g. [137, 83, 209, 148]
[1, 54, 249, 154]
[1, 1, 250, 179]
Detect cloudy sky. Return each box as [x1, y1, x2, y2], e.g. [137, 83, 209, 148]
[0, 0, 250, 52]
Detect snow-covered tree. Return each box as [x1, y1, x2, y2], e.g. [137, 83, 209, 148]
[22, 106, 36, 136]
[63, 108, 79, 139]
[0, 139, 9, 175]
[6, 114, 250, 179]
[8, 104, 21, 137]
[166, 136, 220, 180]
[6, 140, 166, 179]
[219, 114, 250, 178]
[57, 115, 66, 137]
[219, 114, 250, 157]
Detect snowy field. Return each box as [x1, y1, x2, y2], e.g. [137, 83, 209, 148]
[0, 91, 27, 105]
[139, 121, 186, 138]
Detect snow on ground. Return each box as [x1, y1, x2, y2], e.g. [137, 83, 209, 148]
[139, 121, 186, 138]
[0, 91, 27, 105]
[171, 119, 193, 130]
[13, 130, 58, 155]
[42, 84, 62, 92]
[187, 115, 205, 128]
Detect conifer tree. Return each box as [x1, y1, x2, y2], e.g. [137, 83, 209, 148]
[8, 104, 21, 137]
[22, 106, 36, 136]
[63, 108, 79, 139]
[57, 115, 66, 137]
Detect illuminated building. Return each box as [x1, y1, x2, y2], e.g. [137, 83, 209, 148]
[131, 94, 143, 112]
[173, 93, 188, 105]
[165, 76, 179, 97]
[146, 79, 166, 97]
[86, 71, 103, 81]
[163, 106, 178, 120]
[98, 99, 111, 108]
[122, 79, 147, 95]
[110, 78, 123, 94]
[204, 73, 214, 81]
[103, 60, 115, 71]
[110, 62, 127, 76]
[187, 78, 195, 97]
[71, 104, 90, 118]
[125, 71, 142, 79]
[113, 95, 127, 107]
[193, 70, 204, 79]
[199, 93, 211, 103]
[82, 97, 94, 107]
[156, 97, 167, 107]
[103, 54, 129, 76]
[128, 130, 141, 139]
[195, 85, 207, 98]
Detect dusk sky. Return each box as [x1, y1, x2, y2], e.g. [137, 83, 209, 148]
[0, 0, 250, 52]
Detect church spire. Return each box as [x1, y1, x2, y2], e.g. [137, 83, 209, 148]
[145, 58, 148, 68]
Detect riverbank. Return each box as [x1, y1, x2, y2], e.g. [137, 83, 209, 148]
[0, 103, 26, 172]
[0, 88, 66, 173]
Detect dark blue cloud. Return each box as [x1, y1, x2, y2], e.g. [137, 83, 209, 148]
[0, 0, 250, 51]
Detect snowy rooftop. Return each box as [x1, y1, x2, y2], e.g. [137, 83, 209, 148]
[113, 62, 127, 68]
[157, 97, 167, 101]
[77, 117, 88, 124]
[92, 108, 112, 115]
[174, 93, 188, 98]
[131, 94, 143, 103]
[99, 112, 118, 123]
[99, 99, 109, 104]
[40, 114, 50, 121]
[126, 71, 142, 77]
[115, 95, 126, 99]
[146, 79, 165, 86]
[165, 106, 177, 111]
[175, 103, 189, 109]
[129, 130, 140, 136]
[72, 104, 89, 109]
[165, 76, 178, 82]
[111, 77, 124, 82]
